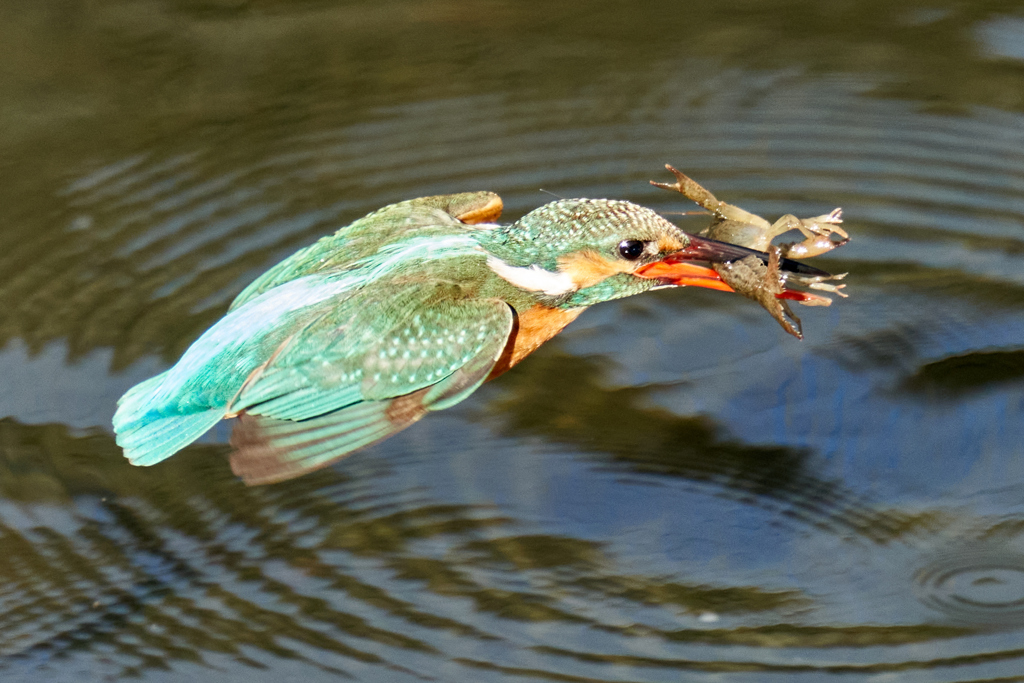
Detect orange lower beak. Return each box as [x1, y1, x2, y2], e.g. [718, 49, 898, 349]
[634, 234, 835, 300]
[634, 261, 736, 293]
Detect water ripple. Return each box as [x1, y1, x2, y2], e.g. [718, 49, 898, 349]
[915, 547, 1024, 626]
[3, 53, 1024, 681]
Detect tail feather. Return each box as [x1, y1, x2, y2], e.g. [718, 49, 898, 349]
[114, 370, 224, 466]
[116, 409, 225, 466]
[115, 372, 169, 412]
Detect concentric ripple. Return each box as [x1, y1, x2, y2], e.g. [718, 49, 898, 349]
[3, 416, 1024, 683]
[8, 73, 1024, 374]
[915, 548, 1024, 626]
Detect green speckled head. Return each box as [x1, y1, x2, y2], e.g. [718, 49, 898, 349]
[477, 198, 695, 307]
[484, 199, 685, 270]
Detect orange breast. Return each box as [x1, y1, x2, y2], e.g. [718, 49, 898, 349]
[487, 304, 584, 380]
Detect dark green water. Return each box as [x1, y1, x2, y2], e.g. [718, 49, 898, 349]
[3, 1, 1024, 681]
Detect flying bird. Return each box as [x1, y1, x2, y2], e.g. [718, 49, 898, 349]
[114, 189, 835, 484]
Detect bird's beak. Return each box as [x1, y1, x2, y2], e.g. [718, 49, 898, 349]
[634, 233, 833, 301]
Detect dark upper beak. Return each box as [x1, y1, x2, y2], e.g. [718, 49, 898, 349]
[633, 233, 833, 294]
[665, 233, 831, 277]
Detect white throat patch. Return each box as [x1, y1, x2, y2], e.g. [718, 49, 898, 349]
[486, 256, 577, 296]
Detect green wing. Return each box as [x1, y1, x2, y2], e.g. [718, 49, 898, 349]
[231, 192, 502, 310]
[227, 281, 513, 485]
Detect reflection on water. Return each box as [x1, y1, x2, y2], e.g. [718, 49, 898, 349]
[3, 0, 1024, 681]
[905, 349, 1024, 396]
[0, 417, 1007, 681]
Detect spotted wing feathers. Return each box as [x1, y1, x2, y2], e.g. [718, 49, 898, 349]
[228, 297, 513, 484]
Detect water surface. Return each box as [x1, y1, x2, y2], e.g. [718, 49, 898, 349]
[2, 1, 1024, 681]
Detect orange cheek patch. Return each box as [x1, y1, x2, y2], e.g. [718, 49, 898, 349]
[556, 250, 634, 289]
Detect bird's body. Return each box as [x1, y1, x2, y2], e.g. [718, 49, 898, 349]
[114, 189, 835, 484]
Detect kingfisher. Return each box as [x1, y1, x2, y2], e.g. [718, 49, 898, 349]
[113, 190, 832, 484]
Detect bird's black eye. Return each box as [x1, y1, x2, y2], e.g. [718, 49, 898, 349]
[617, 239, 647, 261]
